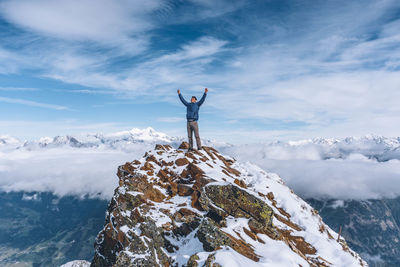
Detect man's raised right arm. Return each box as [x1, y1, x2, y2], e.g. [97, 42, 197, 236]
[177, 89, 189, 106]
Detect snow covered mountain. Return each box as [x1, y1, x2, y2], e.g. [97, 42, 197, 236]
[90, 142, 366, 266]
[61, 260, 90, 267]
[21, 127, 182, 150]
[3, 129, 400, 161]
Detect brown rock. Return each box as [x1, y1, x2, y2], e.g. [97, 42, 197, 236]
[278, 229, 317, 256]
[143, 186, 166, 202]
[168, 182, 178, 196]
[185, 152, 197, 160]
[243, 227, 258, 241]
[175, 157, 190, 166]
[275, 213, 302, 231]
[222, 169, 233, 177]
[157, 169, 169, 182]
[146, 154, 161, 166]
[131, 208, 145, 223]
[164, 144, 172, 150]
[206, 163, 214, 168]
[179, 142, 190, 149]
[155, 144, 166, 150]
[117, 229, 130, 247]
[179, 208, 198, 218]
[180, 169, 189, 178]
[121, 162, 136, 174]
[162, 222, 173, 231]
[178, 184, 194, 196]
[141, 161, 154, 171]
[161, 160, 174, 166]
[192, 177, 212, 191]
[234, 179, 247, 189]
[191, 191, 203, 211]
[227, 166, 241, 176]
[187, 163, 205, 179]
[266, 192, 275, 201]
[225, 232, 260, 262]
[155, 144, 172, 151]
[199, 156, 208, 162]
[202, 147, 216, 160]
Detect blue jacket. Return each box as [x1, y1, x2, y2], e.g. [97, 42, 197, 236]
[179, 93, 207, 121]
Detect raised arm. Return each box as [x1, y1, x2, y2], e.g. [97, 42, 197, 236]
[177, 89, 189, 106]
[197, 88, 208, 106]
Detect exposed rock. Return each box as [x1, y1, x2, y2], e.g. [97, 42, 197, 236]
[179, 141, 190, 149]
[234, 178, 247, 188]
[175, 157, 190, 166]
[197, 218, 232, 251]
[186, 254, 200, 267]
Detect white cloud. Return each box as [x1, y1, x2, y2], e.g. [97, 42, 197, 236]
[221, 137, 400, 200]
[1, 130, 400, 200]
[0, 147, 146, 199]
[0, 87, 39, 91]
[43, 36, 228, 95]
[158, 37, 228, 61]
[0, 47, 27, 74]
[0, 0, 162, 47]
[0, 96, 69, 110]
[157, 117, 185, 123]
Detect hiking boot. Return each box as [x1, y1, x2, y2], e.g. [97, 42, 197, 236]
[188, 147, 194, 152]
[198, 146, 203, 150]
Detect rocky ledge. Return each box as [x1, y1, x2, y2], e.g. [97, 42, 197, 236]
[91, 142, 367, 267]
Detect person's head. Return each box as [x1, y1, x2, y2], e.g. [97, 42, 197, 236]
[191, 96, 197, 103]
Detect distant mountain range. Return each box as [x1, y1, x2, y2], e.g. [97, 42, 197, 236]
[1, 127, 182, 150]
[2, 129, 400, 161]
[2, 128, 400, 163]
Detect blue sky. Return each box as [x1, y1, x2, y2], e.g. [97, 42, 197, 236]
[0, 0, 400, 143]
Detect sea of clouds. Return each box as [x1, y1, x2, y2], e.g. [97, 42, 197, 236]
[0, 145, 149, 199]
[1, 131, 400, 200]
[221, 142, 400, 200]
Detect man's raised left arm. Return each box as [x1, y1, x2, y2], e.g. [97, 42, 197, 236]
[198, 88, 208, 106]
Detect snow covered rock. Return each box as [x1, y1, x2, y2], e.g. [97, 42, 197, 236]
[60, 260, 91, 267]
[91, 142, 366, 267]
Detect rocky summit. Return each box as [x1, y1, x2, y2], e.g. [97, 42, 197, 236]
[90, 143, 366, 267]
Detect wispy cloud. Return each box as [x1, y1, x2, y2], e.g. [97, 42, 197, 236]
[0, 96, 68, 110]
[0, 0, 163, 52]
[40, 36, 228, 96]
[0, 87, 39, 91]
[157, 117, 185, 123]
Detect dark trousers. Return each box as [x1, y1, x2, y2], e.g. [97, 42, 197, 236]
[187, 120, 201, 149]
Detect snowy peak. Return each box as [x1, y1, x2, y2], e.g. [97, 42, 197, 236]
[91, 143, 366, 266]
[0, 135, 22, 146]
[107, 127, 173, 142]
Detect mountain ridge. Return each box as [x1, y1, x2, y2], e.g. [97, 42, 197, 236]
[90, 142, 366, 266]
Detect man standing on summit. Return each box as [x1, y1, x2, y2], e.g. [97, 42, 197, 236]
[177, 88, 208, 151]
